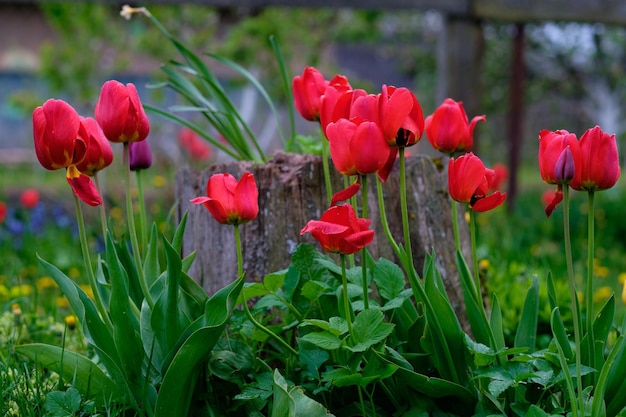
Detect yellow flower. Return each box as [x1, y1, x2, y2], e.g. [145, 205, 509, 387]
[593, 286, 613, 304]
[37, 276, 57, 291]
[152, 175, 166, 188]
[64, 315, 77, 330]
[478, 259, 490, 272]
[619, 272, 626, 284]
[622, 281, 626, 305]
[79, 284, 94, 300]
[11, 303, 22, 316]
[56, 296, 70, 309]
[0, 284, 9, 300]
[68, 267, 81, 279]
[10, 284, 33, 298]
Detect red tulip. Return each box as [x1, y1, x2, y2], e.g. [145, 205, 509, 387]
[538, 129, 581, 185]
[0, 202, 6, 224]
[33, 99, 102, 206]
[425, 98, 485, 155]
[75, 117, 113, 176]
[190, 172, 258, 225]
[129, 140, 152, 171]
[570, 125, 620, 192]
[178, 128, 212, 161]
[95, 80, 150, 143]
[300, 203, 374, 255]
[319, 86, 363, 134]
[292, 67, 330, 122]
[377, 85, 424, 148]
[20, 189, 40, 209]
[489, 163, 509, 193]
[448, 153, 506, 212]
[33, 99, 86, 170]
[326, 118, 394, 180]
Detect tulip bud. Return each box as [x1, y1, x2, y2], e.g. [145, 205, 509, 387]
[129, 140, 152, 171]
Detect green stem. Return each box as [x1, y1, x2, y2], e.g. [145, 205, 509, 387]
[469, 210, 481, 298]
[360, 174, 369, 310]
[451, 199, 461, 253]
[73, 193, 113, 332]
[124, 143, 154, 310]
[94, 173, 108, 237]
[586, 190, 596, 384]
[399, 149, 413, 266]
[136, 169, 148, 251]
[376, 176, 401, 258]
[563, 186, 584, 415]
[340, 254, 353, 334]
[321, 134, 333, 206]
[234, 224, 298, 357]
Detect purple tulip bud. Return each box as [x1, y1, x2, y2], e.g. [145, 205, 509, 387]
[129, 140, 152, 171]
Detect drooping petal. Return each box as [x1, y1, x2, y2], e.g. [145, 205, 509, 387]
[331, 181, 361, 206]
[66, 166, 102, 206]
[471, 192, 506, 212]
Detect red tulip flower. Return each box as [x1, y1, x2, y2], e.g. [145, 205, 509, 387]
[20, 189, 40, 209]
[33, 99, 86, 170]
[292, 67, 331, 122]
[326, 118, 395, 181]
[0, 202, 6, 224]
[319, 86, 363, 134]
[300, 203, 374, 255]
[570, 125, 620, 192]
[95, 80, 150, 143]
[538, 129, 582, 216]
[377, 85, 424, 148]
[448, 153, 506, 212]
[191, 172, 259, 225]
[33, 99, 102, 206]
[178, 128, 212, 161]
[75, 117, 113, 176]
[425, 98, 486, 155]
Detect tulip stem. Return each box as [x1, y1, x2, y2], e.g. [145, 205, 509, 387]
[135, 169, 148, 251]
[469, 210, 481, 299]
[321, 132, 333, 206]
[585, 190, 596, 384]
[376, 176, 401, 259]
[399, 150, 413, 267]
[94, 173, 108, 237]
[360, 175, 369, 310]
[234, 224, 298, 357]
[563, 186, 584, 416]
[73, 193, 113, 332]
[340, 254, 353, 334]
[124, 143, 154, 310]
[451, 199, 461, 253]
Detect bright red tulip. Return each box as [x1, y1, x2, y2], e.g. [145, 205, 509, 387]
[190, 172, 258, 225]
[33, 99, 86, 170]
[319, 86, 363, 134]
[129, 140, 152, 171]
[448, 153, 506, 212]
[20, 189, 40, 209]
[326, 118, 394, 181]
[95, 80, 150, 143]
[425, 98, 485, 155]
[75, 117, 113, 176]
[300, 203, 374, 255]
[292, 67, 330, 122]
[377, 85, 424, 148]
[178, 128, 212, 161]
[570, 125, 620, 192]
[0, 202, 6, 224]
[33, 99, 102, 206]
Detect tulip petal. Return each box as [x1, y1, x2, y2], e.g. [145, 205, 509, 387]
[544, 187, 563, 218]
[471, 192, 506, 212]
[331, 182, 361, 206]
[300, 220, 349, 236]
[66, 167, 102, 207]
[339, 230, 375, 254]
[235, 173, 259, 222]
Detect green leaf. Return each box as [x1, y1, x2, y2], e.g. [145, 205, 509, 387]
[144, 223, 161, 289]
[490, 293, 506, 351]
[593, 335, 625, 417]
[549, 307, 573, 361]
[302, 317, 349, 336]
[456, 250, 493, 347]
[299, 331, 343, 350]
[16, 344, 121, 405]
[154, 274, 245, 417]
[348, 309, 394, 352]
[271, 369, 334, 417]
[373, 257, 407, 301]
[264, 271, 286, 292]
[514, 275, 539, 353]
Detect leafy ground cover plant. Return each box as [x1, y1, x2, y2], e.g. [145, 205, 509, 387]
[8, 4, 626, 417]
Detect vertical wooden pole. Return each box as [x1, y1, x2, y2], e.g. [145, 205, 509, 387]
[506, 23, 525, 211]
[437, 14, 484, 150]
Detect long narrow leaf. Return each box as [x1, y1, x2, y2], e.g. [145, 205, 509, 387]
[514, 275, 539, 353]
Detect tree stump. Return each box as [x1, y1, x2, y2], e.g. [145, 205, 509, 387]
[176, 151, 471, 324]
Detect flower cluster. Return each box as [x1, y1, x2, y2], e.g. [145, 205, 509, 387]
[539, 126, 620, 216]
[32, 80, 150, 206]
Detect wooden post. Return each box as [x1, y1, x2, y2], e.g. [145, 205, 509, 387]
[176, 152, 471, 327]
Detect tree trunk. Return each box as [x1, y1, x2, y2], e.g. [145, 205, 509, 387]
[176, 151, 471, 325]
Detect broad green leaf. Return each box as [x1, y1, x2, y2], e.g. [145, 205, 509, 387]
[299, 331, 343, 350]
[321, 367, 362, 387]
[514, 275, 539, 353]
[593, 335, 624, 417]
[264, 271, 286, 292]
[348, 309, 394, 352]
[171, 211, 188, 253]
[547, 271, 558, 311]
[490, 293, 506, 351]
[154, 274, 244, 417]
[549, 307, 573, 361]
[16, 344, 121, 405]
[272, 369, 334, 417]
[373, 257, 406, 301]
[605, 327, 626, 416]
[302, 317, 349, 336]
[144, 223, 161, 288]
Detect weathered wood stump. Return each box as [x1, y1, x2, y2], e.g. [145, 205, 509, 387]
[176, 151, 471, 323]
